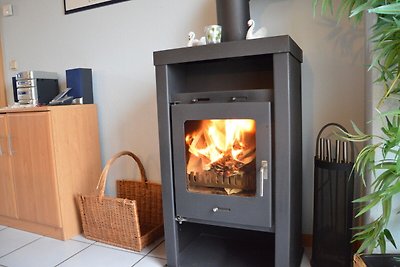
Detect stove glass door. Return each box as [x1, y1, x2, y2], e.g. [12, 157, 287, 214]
[185, 118, 256, 196]
[171, 102, 273, 230]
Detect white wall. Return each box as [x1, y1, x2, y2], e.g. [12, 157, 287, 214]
[0, 0, 365, 234]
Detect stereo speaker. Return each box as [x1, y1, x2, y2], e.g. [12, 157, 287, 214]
[66, 68, 93, 104]
[12, 76, 17, 103]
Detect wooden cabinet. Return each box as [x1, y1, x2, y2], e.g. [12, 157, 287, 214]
[0, 105, 101, 240]
[0, 115, 17, 218]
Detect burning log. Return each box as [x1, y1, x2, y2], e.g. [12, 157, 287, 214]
[210, 155, 244, 177]
[187, 159, 256, 192]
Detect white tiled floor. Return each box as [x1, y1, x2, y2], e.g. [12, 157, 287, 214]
[0, 224, 311, 267]
[0, 225, 166, 267]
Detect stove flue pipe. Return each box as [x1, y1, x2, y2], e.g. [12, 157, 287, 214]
[216, 0, 250, 42]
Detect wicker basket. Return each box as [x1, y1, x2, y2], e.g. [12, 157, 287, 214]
[77, 151, 163, 251]
[354, 254, 367, 267]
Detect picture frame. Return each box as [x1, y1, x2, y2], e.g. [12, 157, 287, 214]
[64, 0, 130, 14]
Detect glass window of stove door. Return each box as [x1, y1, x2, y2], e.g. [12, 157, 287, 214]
[184, 119, 256, 197]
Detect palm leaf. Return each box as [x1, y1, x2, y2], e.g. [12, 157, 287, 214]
[369, 3, 400, 15]
[384, 229, 397, 249]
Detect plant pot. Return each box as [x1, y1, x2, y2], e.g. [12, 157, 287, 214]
[354, 254, 400, 267]
[216, 0, 250, 42]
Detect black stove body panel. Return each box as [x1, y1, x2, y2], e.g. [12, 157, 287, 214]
[154, 35, 303, 267]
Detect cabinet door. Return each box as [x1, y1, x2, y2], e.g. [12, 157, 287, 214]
[8, 112, 62, 227]
[0, 115, 17, 218]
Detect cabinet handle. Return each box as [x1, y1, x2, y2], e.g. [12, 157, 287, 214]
[259, 160, 268, 197]
[7, 135, 14, 156]
[0, 137, 3, 156]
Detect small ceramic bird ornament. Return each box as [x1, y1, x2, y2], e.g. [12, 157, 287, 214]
[187, 32, 206, 47]
[246, 19, 267, 40]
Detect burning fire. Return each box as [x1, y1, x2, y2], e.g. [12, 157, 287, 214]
[185, 119, 256, 174]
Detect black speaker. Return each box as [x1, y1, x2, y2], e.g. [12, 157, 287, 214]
[66, 68, 93, 104]
[12, 76, 17, 103]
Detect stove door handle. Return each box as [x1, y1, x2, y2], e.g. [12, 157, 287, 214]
[212, 207, 231, 213]
[259, 160, 268, 197]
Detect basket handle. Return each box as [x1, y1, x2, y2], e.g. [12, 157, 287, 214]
[96, 151, 148, 197]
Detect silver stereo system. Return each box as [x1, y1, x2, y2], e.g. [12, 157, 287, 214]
[16, 71, 59, 106]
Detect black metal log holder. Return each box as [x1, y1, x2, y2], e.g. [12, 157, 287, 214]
[312, 123, 355, 267]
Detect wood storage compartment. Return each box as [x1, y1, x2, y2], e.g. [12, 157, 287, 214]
[78, 151, 163, 251]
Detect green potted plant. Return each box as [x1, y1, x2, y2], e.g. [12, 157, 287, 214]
[313, 0, 400, 261]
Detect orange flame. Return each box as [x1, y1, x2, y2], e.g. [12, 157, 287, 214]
[185, 119, 256, 173]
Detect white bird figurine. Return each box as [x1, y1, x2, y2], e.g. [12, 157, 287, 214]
[246, 19, 267, 40]
[187, 32, 206, 47]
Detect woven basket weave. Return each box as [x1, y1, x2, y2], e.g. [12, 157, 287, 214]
[78, 151, 163, 251]
[353, 254, 367, 267]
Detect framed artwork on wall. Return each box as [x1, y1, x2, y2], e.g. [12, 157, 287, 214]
[64, 0, 130, 14]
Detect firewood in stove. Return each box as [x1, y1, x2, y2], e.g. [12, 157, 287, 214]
[225, 188, 243, 195]
[209, 153, 246, 177]
[187, 168, 255, 191]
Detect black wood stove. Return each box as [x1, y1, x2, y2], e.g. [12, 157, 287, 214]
[153, 35, 303, 267]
